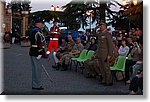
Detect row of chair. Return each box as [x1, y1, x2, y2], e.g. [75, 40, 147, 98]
[110, 54, 133, 84]
[69, 49, 133, 85]
[69, 49, 95, 73]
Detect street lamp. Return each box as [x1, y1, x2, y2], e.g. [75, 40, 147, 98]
[86, 10, 93, 34]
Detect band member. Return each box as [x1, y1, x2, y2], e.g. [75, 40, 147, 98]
[29, 18, 46, 90]
[46, 20, 60, 65]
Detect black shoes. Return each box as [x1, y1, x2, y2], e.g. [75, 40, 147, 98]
[60, 67, 68, 71]
[60, 64, 68, 71]
[32, 86, 44, 90]
[86, 73, 96, 78]
[52, 63, 60, 70]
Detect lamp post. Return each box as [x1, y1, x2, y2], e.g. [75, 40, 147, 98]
[86, 10, 93, 34]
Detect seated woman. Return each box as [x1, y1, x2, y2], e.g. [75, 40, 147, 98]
[118, 39, 129, 56]
[87, 37, 97, 51]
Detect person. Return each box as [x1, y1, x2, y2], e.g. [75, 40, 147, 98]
[81, 32, 88, 46]
[94, 22, 114, 86]
[60, 37, 84, 71]
[131, 28, 137, 42]
[84, 57, 101, 78]
[53, 35, 75, 70]
[117, 31, 123, 47]
[87, 37, 97, 51]
[125, 42, 142, 84]
[109, 38, 119, 66]
[129, 69, 143, 95]
[46, 20, 61, 67]
[118, 39, 129, 56]
[52, 37, 67, 69]
[135, 27, 142, 37]
[65, 35, 76, 52]
[127, 38, 134, 56]
[29, 18, 46, 90]
[4, 31, 11, 43]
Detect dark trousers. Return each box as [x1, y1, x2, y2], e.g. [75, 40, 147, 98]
[129, 77, 143, 92]
[125, 60, 136, 81]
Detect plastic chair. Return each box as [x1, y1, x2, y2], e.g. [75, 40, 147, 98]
[127, 54, 133, 60]
[77, 50, 95, 62]
[70, 49, 87, 70]
[110, 56, 126, 84]
[76, 50, 95, 73]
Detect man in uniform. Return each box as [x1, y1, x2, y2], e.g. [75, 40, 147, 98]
[46, 20, 61, 67]
[52, 35, 75, 70]
[29, 18, 46, 90]
[94, 22, 114, 86]
[60, 37, 84, 71]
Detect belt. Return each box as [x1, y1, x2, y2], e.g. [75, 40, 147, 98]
[51, 32, 58, 34]
[31, 45, 45, 48]
[50, 38, 58, 40]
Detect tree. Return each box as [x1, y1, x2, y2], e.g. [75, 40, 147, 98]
[62, 0, 117, 30]
[62, 0, 87, 30]
[123, 1, 143, 29]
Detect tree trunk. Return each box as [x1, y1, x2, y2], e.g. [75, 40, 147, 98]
[99, 3, 107, 22]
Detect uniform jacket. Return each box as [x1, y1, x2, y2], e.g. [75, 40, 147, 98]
[29, 27, 46, 57]
[50, 26, 60, 38]
[95, 30, 114, 61]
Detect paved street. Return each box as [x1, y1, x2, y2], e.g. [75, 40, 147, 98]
[2, 44, 129, 95]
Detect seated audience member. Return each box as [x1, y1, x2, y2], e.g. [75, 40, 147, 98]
[109, 38, 119, 66]
[130, 61, 143, 80]
[84, 58, 101, 78]
[117, 32, 123, 47]
[87, 37, 97, 51]
[129, 69, 143, 95]
[60, 38, 84, 71]
[81, 32, 88, 46]
[118, 39, 129, 56]
[52, 37, 67, 69]
[84, 40, 91, 49]
[127, 38, 134, 56]
[125, 42, 142, 83]
[52, 35, 75, 70]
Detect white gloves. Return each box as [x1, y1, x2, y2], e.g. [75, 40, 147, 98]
[36, 55, 42, 60]
[46, 51, 50, 54]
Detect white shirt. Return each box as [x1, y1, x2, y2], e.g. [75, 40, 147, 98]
[118, 45, 129, 56]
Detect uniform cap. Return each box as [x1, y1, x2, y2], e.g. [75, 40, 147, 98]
[35, 18, 44, 23]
